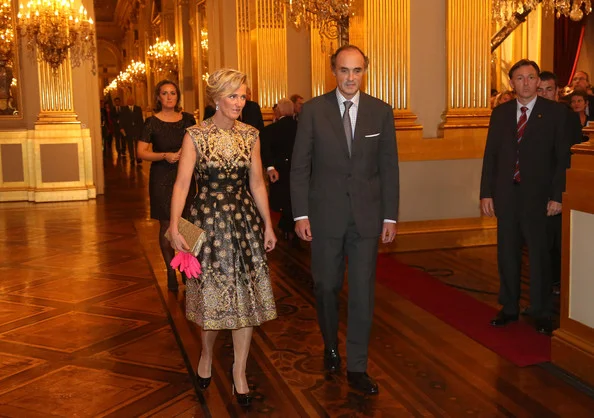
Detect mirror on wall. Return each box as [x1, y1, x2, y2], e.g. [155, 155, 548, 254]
[0, 0, 21, 117]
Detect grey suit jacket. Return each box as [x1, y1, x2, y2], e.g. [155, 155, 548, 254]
[290, 90, 400, 238]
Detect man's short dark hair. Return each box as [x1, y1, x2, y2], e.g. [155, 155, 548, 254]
[330, 45, 369, 70]
[539, 71, 558, 87]
[508, 59, 540, 79]
[289, 94, 303, 103]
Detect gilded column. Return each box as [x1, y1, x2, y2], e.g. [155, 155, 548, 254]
[309, 19, 332, 98]
[36, 59, 78, 124]
[175, 0, 195, 112]
[235, 0, 287, 108]
[442, 0, 491, 128]
[349, 0, 420, 130]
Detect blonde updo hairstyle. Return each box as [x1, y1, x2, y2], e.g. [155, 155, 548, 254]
[206, 69, 248, 106]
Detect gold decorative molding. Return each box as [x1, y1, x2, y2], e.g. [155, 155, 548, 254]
[442, 0, 491, 128]
[236, 0, 253, 91]
[36, 58, 78, 124]
[310, 18, 332, 98]
[349, 0, 420, 130]
[254, 0, 287, 107]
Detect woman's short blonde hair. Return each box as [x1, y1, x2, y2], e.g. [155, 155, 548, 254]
[276, 98, 294, 117]
[206, 69, 247, 104]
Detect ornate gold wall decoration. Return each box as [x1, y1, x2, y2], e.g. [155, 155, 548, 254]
[442, 0, 491, 128]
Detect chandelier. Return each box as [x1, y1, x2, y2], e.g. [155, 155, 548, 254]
[115, 60, 146, 90]
[103, 79, 117, 96]
[17, 0, 96, 73]
[0, 0, 15, 63]
[493, 0, 592, 24]
[276, 0, 354, 42]
[147, 38, 178, 75]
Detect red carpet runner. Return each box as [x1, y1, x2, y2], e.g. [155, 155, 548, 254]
[375, 254, 551, 367]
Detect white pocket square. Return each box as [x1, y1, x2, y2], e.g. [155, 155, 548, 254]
[364, 133, 380, 138]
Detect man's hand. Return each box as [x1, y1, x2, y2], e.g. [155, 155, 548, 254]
[295, 219, 312, 241]
[547, 200, 562, 216]
[267, 169, 279, 183]
[480, 198, 495, 217]
[381, 222, 397, 244]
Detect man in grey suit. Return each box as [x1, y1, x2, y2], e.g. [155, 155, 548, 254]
[290, 45, 399, 395]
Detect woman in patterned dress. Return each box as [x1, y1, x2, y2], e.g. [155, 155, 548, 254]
[137, 80, 197, 292]
[169, 69, 277, 406]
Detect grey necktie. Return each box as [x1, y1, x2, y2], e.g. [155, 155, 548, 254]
[343, 100, 353, 156]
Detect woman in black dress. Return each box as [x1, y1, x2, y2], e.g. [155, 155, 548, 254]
[137, 80, 197, 291]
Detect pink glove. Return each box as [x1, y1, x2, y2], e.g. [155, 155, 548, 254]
[170, 252, 202, 279]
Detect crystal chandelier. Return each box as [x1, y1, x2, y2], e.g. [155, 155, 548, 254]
[0, 0, 15, 63]
[276, 0, 354, 42]
[103, 79, 117, 96]
[16, 0, 96, 73]
[147, 38, 178, 75]
[493, 0, 592, 24]
[115, 60, 146, 90]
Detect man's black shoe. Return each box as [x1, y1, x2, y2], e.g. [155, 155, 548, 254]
[535, 317, 553, 335]
[347, 372, 379, 395]
[490, 310, 519, 327]
[323, 348, 341, 372]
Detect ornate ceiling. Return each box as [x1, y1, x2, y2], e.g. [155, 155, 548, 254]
[94, 0, 119, 23]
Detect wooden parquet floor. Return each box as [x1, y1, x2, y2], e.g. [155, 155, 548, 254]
[0, 153, 593, 417]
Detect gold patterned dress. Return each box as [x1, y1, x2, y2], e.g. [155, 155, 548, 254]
[185, 119, 277, 330]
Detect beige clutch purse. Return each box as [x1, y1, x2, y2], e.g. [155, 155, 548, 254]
[165, 218, 207, 257]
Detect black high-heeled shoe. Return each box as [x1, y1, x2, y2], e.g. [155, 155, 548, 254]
[167, 269, 178, 292]
[196, 374, 211, 390]
[230, 366, 252, 406]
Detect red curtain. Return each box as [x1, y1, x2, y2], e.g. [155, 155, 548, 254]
[554, 16, 587, 88]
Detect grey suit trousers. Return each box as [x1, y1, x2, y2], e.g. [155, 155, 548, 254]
[310, 210, 379, 373]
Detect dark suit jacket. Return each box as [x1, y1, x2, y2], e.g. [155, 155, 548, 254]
[261, 116, 298, 212]
[291, 90, 400, 238]
[112, 106, 122, 133]
[260, 116, 298, 169]
[119, 105, 144, 138]
[480, 97, 572, 218]
[241, 100, 264, 131]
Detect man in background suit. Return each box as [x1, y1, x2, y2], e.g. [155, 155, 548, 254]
[291, 45, 399, 394]
[480, 59, 572, 335]
[261, 98, 298, 241]
[570, 70, 594, 117]
[119, 97, 144, 164]
[241, 88, 264, 131]
[112, 97, 124, 156]
[536, 71, 583, 295]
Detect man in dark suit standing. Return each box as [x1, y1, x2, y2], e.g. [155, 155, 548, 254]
[261, 98, 298, 240]
[241, 88, 264, 131]
[536, 71, 583, 294]
[291, 45, 399, 395]
[112, 97, 124, 156]
[480, 59, 572, 335]
[119, 97, 144, 164]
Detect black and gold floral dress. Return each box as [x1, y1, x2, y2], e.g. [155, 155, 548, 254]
[185, 118, 277, 330]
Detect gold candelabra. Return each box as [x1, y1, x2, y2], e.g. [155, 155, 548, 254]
[276, 0, 354, 44]
[493, 0, 592, 23]
[147, 38, 178, 75]
[0, 0, 14, 63]
[103, 78, 117, 96]
[16, 0, 96, 72]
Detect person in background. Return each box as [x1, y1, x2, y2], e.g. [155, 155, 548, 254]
[112, 97, 125, 157]
[119, 97, 145, 164]
[137, 80, 197, 292]
[101, 101, 114, 154]
[536, 70, 584, 298]
[290, 94, 304, 120]
[493, 90, 515, 107]
[169, 68, 277, 407]
[261, 98, 299, 243]
[240, 87, 264, 131]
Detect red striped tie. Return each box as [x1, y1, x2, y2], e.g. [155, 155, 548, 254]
[513, 106, 528, 183]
